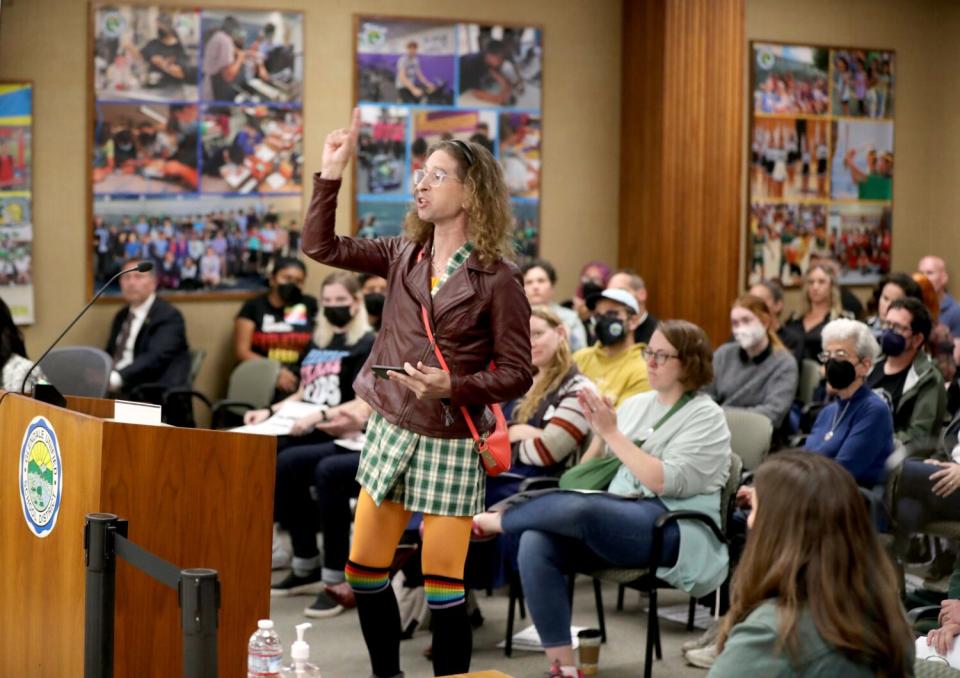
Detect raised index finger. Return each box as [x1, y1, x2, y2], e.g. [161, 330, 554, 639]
[347, 107, 361, 145]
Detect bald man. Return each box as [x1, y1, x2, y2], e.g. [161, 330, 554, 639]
[919, 256, 960, 338]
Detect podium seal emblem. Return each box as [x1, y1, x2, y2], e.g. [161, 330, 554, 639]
[19, 416, 63, 538]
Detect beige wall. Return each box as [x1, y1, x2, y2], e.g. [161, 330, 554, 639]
[747, 0, 960, 314]
[0, 0, 622, 399]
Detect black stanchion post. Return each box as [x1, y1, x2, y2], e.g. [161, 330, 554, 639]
[180, 568, 220, 678]
[83, 513, 119, 678]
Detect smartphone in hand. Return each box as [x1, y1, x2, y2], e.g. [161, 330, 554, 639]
[372, 365, 406, 379]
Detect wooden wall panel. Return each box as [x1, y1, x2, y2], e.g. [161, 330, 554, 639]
[620, 0, 745, 344]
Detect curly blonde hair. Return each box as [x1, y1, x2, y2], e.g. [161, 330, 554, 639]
[403, 140, 514, 266]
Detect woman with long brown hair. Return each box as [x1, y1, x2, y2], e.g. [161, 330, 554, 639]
[710, 452, 914, 676]
[705, 293, 798, 428]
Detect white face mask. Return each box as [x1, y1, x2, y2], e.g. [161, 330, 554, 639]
[733, 322, 767, 351]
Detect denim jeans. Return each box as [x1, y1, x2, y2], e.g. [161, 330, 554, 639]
[501, 491, 680, 647]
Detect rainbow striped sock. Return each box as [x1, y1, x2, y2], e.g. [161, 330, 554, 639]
[344, 560, 390, 594]
[424, 574, 465, 610]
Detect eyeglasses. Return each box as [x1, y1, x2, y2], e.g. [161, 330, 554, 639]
[641, 348, 680, 366]
[880, 320, 912, 336]
[412, 168, 462, 189]
[817, 349, 860, 364]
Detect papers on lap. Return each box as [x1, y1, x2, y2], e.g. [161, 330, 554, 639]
[232, 401, 325, 436]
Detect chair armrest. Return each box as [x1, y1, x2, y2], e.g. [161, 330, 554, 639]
[908, 605, 943, 624]
[518, 476, 561, 492]
[211, 399, 258, 429]
[164, 387, 213, 409]
[650, 510, 726, 569]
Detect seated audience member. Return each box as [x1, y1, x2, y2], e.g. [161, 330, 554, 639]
[359, 273, 387, 332]
[488, 306, 593, 503]
[243, 271, 374, 451]
[522, 259, 588, 351]
[809, 253, 864, 319]
[804, 319, 893, 487]
[919, 255, 960, 338]
[780, 264, 851, 365]
[235, 258, 318, 397]
[747, 280, 785, 332]
[867, 298, 945, 446]
[705, 294, 797, 428]
[568, 260, 611, 323]
[475, 321, 731, 678]
[864, 272, 923, 339]
[710, 452, 914, 676]
[270, 398, 372, 618]
[573, 288, 650, 405]
[105, 258, 190, 400]
[607, 269, 658, 346]
[0, 297, 45, 393]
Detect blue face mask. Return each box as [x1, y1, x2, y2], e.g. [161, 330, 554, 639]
[881, 329, 907, 357]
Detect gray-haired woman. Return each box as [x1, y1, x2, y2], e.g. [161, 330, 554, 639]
[804, 318, 893, 486]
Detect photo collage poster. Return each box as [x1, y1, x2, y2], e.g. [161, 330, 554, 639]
[92, 4, 304, 297]
[0, 83, 34, 324]
[748, 42, 894, 288]
[355, 17, 543, 264]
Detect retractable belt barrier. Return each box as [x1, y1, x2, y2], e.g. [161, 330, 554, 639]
[83, 513, 220, 678]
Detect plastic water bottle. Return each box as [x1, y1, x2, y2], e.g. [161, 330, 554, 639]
[248, 619, 283, 677]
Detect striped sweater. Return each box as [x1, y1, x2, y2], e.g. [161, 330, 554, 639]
[515, 368, 594, 469]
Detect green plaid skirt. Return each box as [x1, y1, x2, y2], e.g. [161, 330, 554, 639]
[356, 412, 486, 516]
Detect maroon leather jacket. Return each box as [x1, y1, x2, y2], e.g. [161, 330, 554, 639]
[302, 175, 533, 439]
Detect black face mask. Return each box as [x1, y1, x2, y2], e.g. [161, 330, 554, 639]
[880, 329, 907, 357]
[595, 315, 627, 347]
[324, 305, 353, 328]
[825, 358, 858, 390]
[276, 282, 302, 306]
[364, 292, 385, 318]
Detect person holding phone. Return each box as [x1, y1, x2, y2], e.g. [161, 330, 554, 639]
[301, 109, 532, 677]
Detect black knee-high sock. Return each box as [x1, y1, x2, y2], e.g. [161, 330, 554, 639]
[425, 574, 471, 676]
[346, 560, 401, 678]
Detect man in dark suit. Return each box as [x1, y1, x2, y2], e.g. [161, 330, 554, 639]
[106, 258, 190, 401]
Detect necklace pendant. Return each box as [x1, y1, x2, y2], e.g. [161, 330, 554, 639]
[824, 430, 834, 441]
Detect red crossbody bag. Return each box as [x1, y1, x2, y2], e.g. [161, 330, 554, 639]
[417, 286, 511, 476]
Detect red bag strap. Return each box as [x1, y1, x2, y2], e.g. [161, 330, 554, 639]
[415, 247, 486, 443]
[420, 302, 483, 443]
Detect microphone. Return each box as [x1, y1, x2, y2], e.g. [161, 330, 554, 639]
[19, 263, 155, 402]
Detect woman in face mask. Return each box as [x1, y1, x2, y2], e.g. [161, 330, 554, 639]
[704, 294, 798, 429]
[235, 257, 317, 397]
[803, 318, 894, 487]
[359, 273, 387, 332]
[244, 271, 375, 448]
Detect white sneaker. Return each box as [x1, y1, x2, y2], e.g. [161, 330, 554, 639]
[681, 621, 718, 652]
[272, 541, 292, 570]
[684, 643, 718, 669]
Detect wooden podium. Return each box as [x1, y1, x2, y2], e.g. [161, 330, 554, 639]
[0, 393, 276, 677]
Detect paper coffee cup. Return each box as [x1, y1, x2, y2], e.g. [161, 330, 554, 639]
[578, 628, 602, 675]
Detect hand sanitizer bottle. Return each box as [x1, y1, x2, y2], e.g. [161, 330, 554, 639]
[280, 623, 321, 677]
